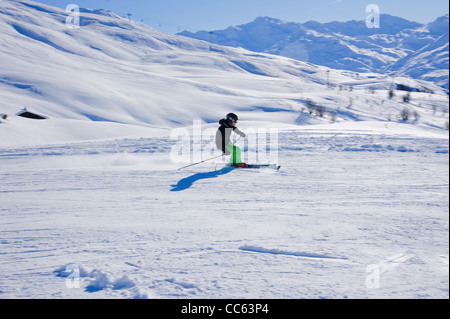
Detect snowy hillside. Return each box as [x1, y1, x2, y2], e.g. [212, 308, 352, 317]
[0, 0, 449, 147]
[0, 0, 449, 300]
[179, 14, 449, 89]
[390, 32, 449, 88]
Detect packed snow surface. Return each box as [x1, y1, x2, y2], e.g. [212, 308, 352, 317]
[0, 121, 448, 299]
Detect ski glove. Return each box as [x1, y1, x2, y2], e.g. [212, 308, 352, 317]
[234, 128, 246, 138]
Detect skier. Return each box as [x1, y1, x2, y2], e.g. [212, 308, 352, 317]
[215, 113, 247, 167]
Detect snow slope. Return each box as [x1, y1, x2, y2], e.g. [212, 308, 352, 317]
[390, 32, 449, 88]
[0, 0, 448, 148]
[0, 0, 449, 299]
[0, 122, 448, 299]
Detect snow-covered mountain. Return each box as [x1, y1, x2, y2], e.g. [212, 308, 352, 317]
[390, 18, 449, 88]
[0, 0, 448, 146]
[179, 14, 449, 89]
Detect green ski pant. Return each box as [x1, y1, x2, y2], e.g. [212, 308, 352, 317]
[225, 142, 242, 165]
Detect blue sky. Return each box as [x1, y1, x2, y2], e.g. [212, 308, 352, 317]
[36, 0, 449, 33]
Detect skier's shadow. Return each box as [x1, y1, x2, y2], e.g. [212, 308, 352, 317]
[170, 167, 234, 192]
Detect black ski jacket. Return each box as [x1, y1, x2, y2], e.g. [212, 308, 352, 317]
[215, 119, 245, 154]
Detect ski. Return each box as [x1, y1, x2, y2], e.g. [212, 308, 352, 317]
[227, 163, 281, 170]
[245, 164, 280, 170]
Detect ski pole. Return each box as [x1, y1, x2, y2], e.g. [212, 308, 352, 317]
[177, 154, 224, 171]
[177, 136, 244, 171]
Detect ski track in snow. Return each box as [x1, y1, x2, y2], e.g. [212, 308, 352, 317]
[0, 129, 448, 299]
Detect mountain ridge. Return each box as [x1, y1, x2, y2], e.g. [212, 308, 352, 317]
[178, 14, 449, 88]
